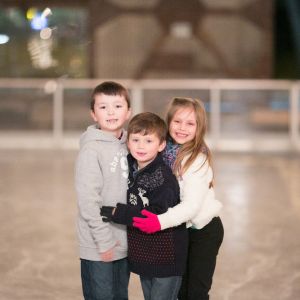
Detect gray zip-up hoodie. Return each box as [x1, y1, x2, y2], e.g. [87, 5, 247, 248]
[75, 125, 128, 261]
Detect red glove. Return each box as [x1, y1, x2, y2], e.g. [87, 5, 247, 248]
[133, 209, 161, 234]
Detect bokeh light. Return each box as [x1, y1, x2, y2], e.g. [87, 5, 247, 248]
[30, 13, 48, 30]
[0, 34, 9, 44]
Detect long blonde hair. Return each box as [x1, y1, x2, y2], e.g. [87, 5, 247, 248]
[166, 97, 213, 184]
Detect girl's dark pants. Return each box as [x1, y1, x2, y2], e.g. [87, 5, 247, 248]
[178, 217, 224, 300]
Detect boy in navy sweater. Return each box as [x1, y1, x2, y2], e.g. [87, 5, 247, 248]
[101, 112, 188, 300]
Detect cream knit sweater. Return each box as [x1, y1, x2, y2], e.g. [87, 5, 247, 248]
[158, 153, 222, 230]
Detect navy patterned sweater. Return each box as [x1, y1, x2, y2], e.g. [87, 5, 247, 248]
[113, 153, 188, 278]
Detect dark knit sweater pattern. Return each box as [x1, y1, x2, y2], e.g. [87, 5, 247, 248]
[113, 153, 188, 278]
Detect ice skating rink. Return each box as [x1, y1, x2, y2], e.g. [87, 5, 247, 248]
[0, 149, 299, 300]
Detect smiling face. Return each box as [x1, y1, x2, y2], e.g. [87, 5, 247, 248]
[91, 93, 131, 138]
[127, 132, 166, 169]
[169, 107, 197, 145]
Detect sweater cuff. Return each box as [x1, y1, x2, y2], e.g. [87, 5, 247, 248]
[158, 214, 169, 231]
[97, 238, 117, 254]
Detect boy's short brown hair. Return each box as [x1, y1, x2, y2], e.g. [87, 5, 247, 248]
[90, 81, 130, 111]
[128, 112, 167, 143]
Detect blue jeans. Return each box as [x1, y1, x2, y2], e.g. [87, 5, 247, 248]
[140, 275, 182, 300]
[80, 258, 130, 300]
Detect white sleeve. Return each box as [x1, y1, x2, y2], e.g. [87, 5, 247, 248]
[158, 156, 212, 230]
[75, 148, 117, 253]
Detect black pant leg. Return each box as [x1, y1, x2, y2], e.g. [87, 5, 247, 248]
[178, 217, 224, 300]
[178, 257, 189, 299]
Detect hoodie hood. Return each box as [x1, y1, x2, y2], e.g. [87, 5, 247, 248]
[80, 124, 127, 148]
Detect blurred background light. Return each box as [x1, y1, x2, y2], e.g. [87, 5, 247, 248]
[26, 8, 37, 20]
[44, 80, 58, 94]
[170, 22, 192, 38]
[41, 8, 52, 19]
[0, 34, 9, 44]
[30, 13, 48, 31]
[27, 36, 57, 69]
[40, 27, 52, 40]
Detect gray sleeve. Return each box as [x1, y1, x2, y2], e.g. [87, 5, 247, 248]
[75, 147, 117, 253]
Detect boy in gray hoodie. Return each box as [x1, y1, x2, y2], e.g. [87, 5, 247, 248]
[75, 81, 131, 300]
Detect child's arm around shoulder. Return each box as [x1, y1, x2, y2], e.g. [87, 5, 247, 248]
[158, 153, 213, 230]
[112, 186, 176, 226]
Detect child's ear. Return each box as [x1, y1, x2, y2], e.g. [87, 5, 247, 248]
[126, 108, 132, 121]
[90, 110, 97, 122]
[158, 140, 166, 152]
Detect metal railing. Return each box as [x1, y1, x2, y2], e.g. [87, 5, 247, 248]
[0, 78, 299, 151]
